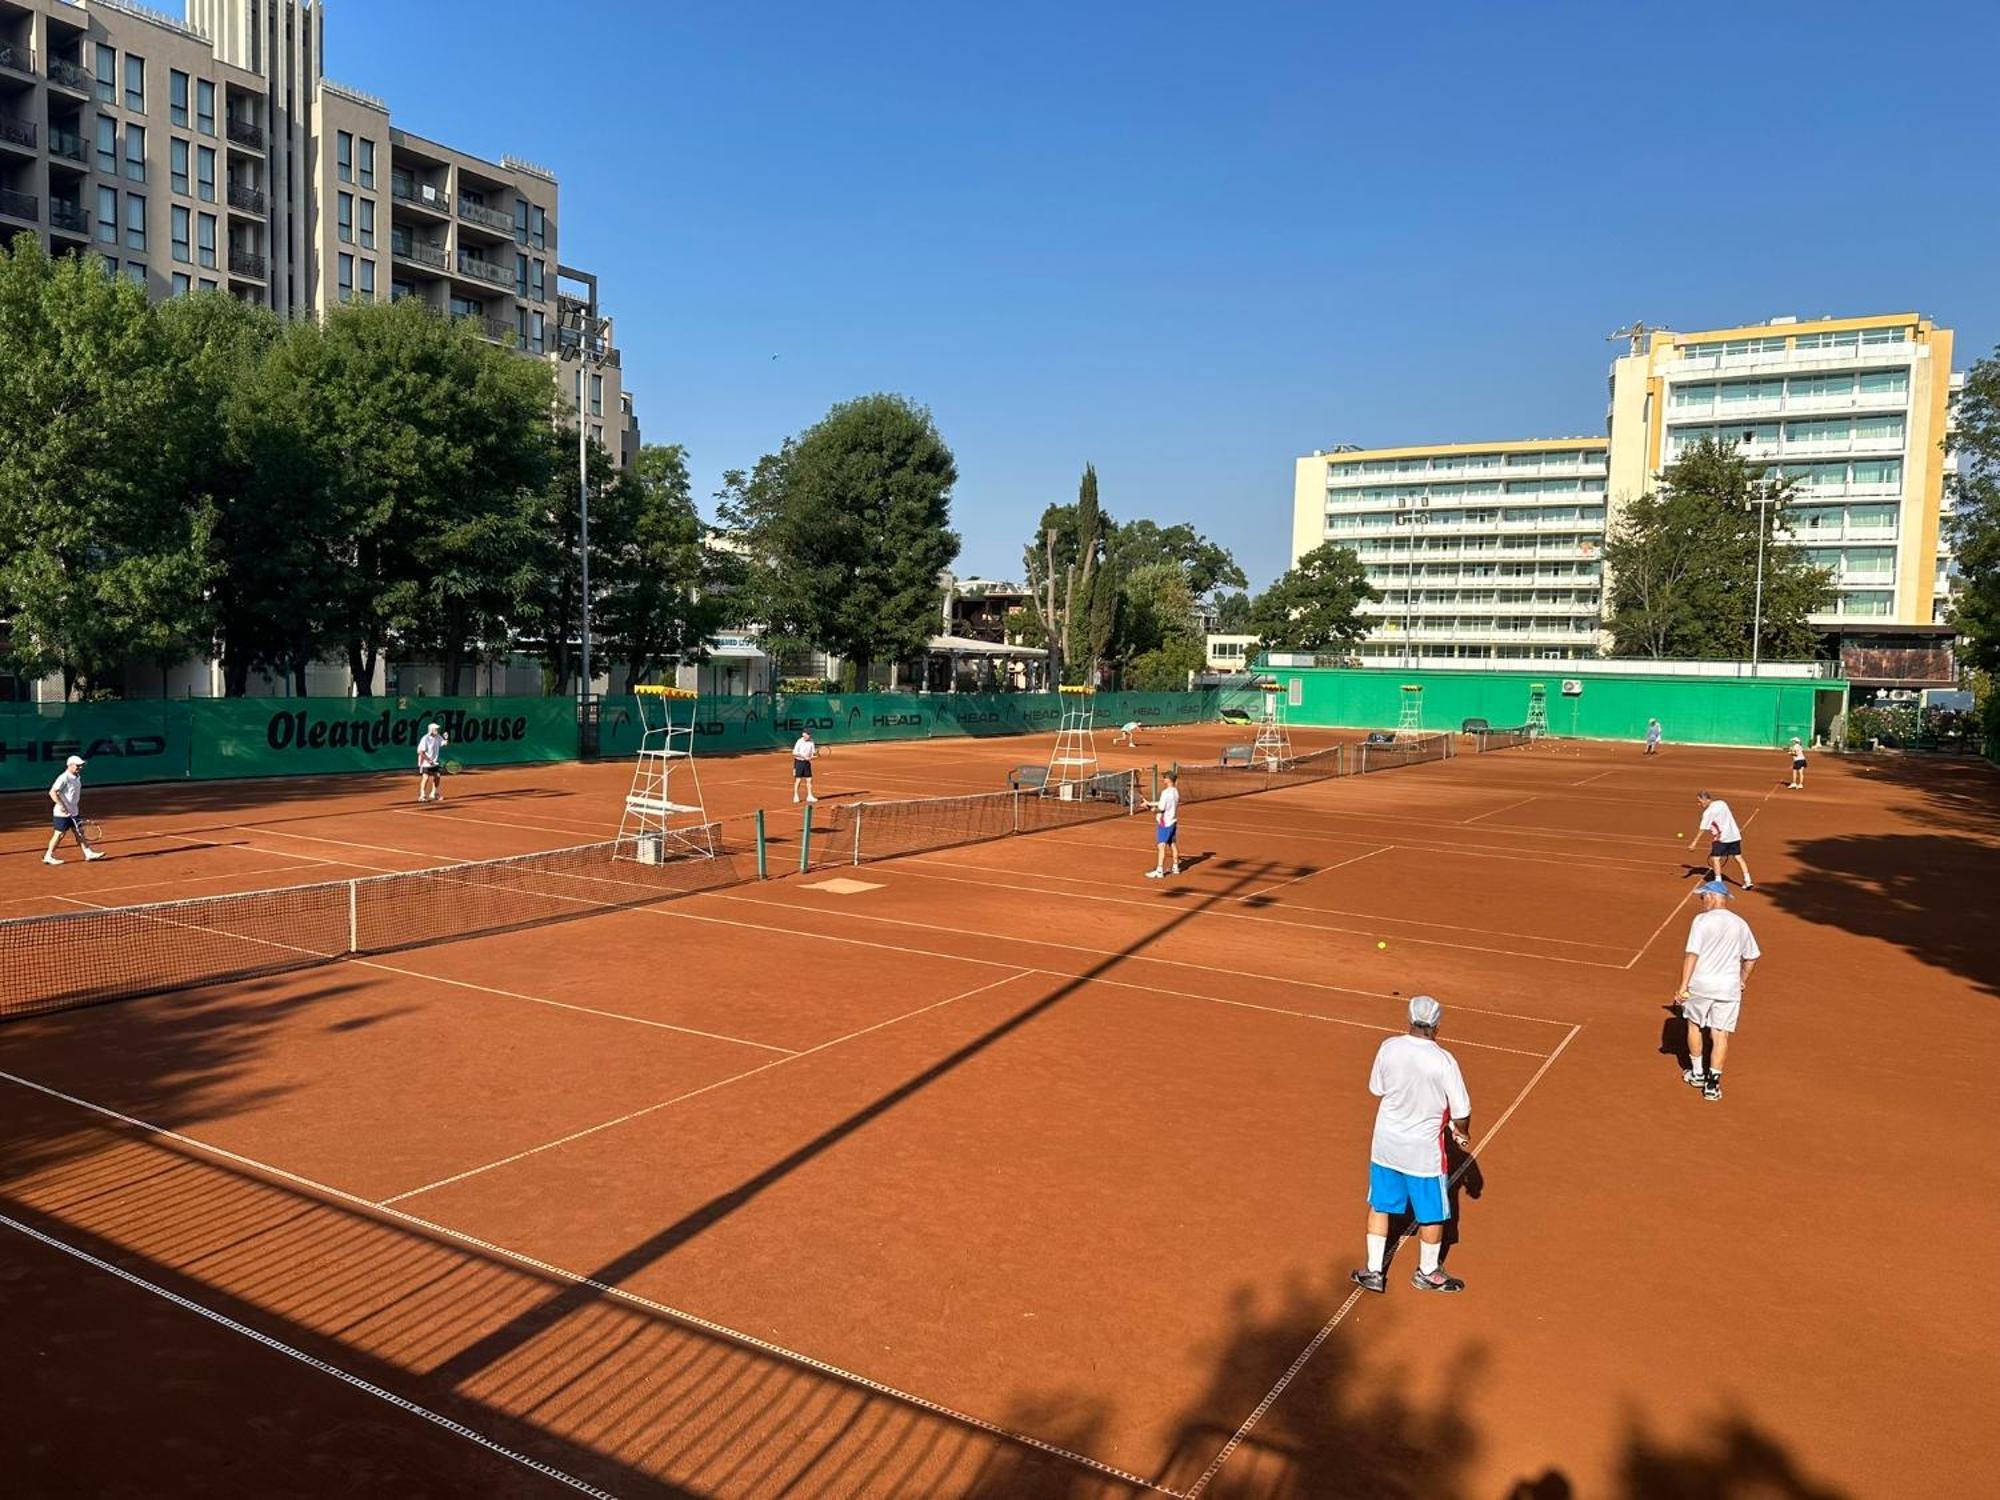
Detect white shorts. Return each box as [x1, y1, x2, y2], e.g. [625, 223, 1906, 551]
[1681, 993, 1740, 1033]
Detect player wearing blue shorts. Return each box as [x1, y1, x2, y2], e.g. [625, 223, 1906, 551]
[1351, 995, 1473, 1294]
[1142, 768, 1180, 880]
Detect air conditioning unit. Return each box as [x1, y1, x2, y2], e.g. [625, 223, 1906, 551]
[1560, 679, 1584, 696]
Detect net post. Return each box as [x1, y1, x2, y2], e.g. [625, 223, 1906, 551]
[852, 805, 864, 866]
[1012, 790, 1022, 833]
[798, 802, 813, 874]
[755, 810, 768, 880]
[346, 879, 358, 954]
[1151, 764, 1159, 803]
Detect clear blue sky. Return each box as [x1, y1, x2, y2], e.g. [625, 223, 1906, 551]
[328, 0, 2000, 593]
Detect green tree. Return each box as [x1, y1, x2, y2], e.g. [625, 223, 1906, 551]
[1946, 349, 2000, 681]
[1119, 561, 1205, 689]
[598, 444, 737, 691]
[0, 239, 214, 695]
[1107, 518, 1247, 600]
[1246, 543, 1381, 654]
[724, 395, 958, 688]
[1022, 464, 1114, 684]
[1602, 438, 1832, 660]
[248, 298, 554, 693]
[514, 432, 620, 697]
[1213, 590, 1253, 632]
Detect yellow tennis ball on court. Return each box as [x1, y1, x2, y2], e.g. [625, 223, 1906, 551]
[1376, 941, 1388, 951]
[1676, 832, 1683, 838]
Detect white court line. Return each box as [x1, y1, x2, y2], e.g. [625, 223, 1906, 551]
[388, 806, 614, 841]
[0, 1212, 616, 1498]
[876, 863, 1628, 968]
[0, 1069, 1171, 1497]
[1624, 888, 1700, 970]
[353, 960, 799, 1057]
[0, 860, 325, 906]
[1572, 768, 1620, 787]
[228, 823, 443, 861]
[1184, 1020, 1584, 1497]
[698, 889, 1576, 1028]
[1461, 795, 1539, 825]
[380, 969, 1034, 1204]
[1027, 825, 1666, 876]
[1238, 845, 1392, 901]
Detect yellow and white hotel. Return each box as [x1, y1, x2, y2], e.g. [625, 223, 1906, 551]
[1293, 312, 1960, 661]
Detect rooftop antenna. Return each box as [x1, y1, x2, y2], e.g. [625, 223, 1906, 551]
[1609, 323, 1655, 355]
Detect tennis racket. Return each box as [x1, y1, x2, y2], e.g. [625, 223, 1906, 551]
[81, 818, 106, 845]
[443, 757, 464, 775]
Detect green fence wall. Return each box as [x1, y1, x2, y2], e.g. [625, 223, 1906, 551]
[596, 689, 1218, 760]
[0, 696, 576, 792]
[2, 690, 1222, 792]
[1270, 668, 1843, 749]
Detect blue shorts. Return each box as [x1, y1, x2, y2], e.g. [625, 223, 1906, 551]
[51, 814, 79, 833]
[1155, 823, 1178, 845]
[1367, 1163, 1450, 1224]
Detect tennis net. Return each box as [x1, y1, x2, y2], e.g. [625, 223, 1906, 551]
[1356, 732, 1456, 773]
[804, 770, 1139, 867]
[1472, 725, 1536, 752]
[0, 829, 751, 1022]
[1169, 742, 1349, 805]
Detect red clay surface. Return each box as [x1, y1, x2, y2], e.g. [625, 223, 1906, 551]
[4, 726, 1997, 1497]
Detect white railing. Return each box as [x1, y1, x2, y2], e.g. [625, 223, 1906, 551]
[1672, 340, 1915, 375]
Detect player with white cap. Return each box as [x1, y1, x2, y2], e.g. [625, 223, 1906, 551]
[1350, 993, 1473, 1294]
[42, 754, 105, 865]
[416, 721, 449, 803]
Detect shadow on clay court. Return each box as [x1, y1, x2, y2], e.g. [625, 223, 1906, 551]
[1842, 753, 2000, 837]
[1761, 831, 2000, 1001]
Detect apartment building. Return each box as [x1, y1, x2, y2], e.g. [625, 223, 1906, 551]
[1292, 437, 1610, 662]
[0, 0, 632, 451]
[1608, 314, 1956, 628]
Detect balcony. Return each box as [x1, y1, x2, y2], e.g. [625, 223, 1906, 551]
[391, 180, 451, 215]
[226, 117, 265, 151]
[47, 56, 89, 93]
[0, 187, 34, 221]
[48, 199, 87, 236]
[48, 126, 85, 165]
[0, 41, 34, 76]
[0, 116, 34, 152]
[391, 236, 447, 271]
[228, 247, 267, 280]
[455, 250, 511, 289]
[226, 182, 266, 215]
[458, 198, 511, 233]
[478, 316, 515, 344]
[1672, 340, 1916, 377]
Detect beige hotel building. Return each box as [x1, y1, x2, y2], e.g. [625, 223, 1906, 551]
[1294, 312, 1961, 662]
[0, 0, 637, 460]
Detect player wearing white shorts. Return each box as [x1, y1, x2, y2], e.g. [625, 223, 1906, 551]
[1676, 880, 1760, 1102]
[1692, 790, 1752, 890]
[1350, 995, 1473, 1294]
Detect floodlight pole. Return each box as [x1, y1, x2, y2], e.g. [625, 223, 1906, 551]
[1739, 430, 1776, 678]
[557, 301, 615, 705]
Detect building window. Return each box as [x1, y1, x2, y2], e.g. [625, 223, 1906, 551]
[531, 205, 546, 250]
[515, 253, 528, 298]
[98, 255, 117, 276]
[171, 139, 190, 195]
[199, 277, 217, 291]
[391, 278, 416, 303]
[197, 146, 215, 202]
[172, 271, 192, 296]
[171, 70, 189, 126]
[513, 199, 528, 245]
[125, 54, 145, 112]
[196, 80, 215, 136]
[124, 262, 146, 287]
[171, 205, 190, 263]
[338, 252, 354, 302]
[125, 193, 146, 251]
[125, 124, 146, 181]
[337, 191, 353, 243]
[197, 212, 216, 268]
[530, 259, 544, 300]
[96, 43, 116, 103]
[96, 116, 118, 173]
[358, 198, 374, 249]
[357, 137, 375, 190]
[358, 257, 375, 299]
[529, 309, 544, 355]
[336, 131, 352, 183]
[590, 373, 604, 417]
[96, 186, 118, 244]
[449, 294, 483, 319]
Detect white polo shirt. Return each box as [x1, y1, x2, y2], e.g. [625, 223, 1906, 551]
[793, 736, 817, 762]
[1155, 783, 1180, 829]
[417, 731, 446, 768]
[1367, 1034, 1471, 1178]
[1685, 908, 1760, 1003]
[50, 770, 82, 818]
[1700, 800, 1742, 842]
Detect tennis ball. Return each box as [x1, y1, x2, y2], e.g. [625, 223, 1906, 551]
[1675, 832, 1683, 838]
[1376, 941, 1388, 951]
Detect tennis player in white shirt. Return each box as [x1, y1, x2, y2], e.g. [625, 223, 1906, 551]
[1691, 790, 1753, 890]
[1676, 879, 1761, 1102]
[43, 755, 105, 865]
[1350, 995, 1473, 1294]
[791, 728, 819, 804]
[1142, 768, 1180, 879]
[416, 722, 448, 803]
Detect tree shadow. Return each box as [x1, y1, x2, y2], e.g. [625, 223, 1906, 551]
[1836, 754, 2000, 837]
[1510, 1408, 1854, 1499]
[1759, 831, 2000, 999]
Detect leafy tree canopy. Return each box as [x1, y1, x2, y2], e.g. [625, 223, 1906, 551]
[1245, 543, 1381, 654]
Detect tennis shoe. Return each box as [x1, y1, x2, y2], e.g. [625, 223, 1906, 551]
[1349, 1268, 1386, 1294]
[1703, 1076, 1723, 1102]
[1169, 864, 1181, 875]
[1411, 1268, 1465, 1293]
[1144, 870, 1164, 880]
[42, 855, 61, 865]
[1683, 1067, 1707, 1089]
[83, 849, 105, 861]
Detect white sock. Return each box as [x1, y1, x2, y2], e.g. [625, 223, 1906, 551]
[1366, 1233, 1387, 1273]
[1419, 1241, 1441, 1275]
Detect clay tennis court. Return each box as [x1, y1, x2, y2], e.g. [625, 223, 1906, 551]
[4, 729, 1997, 1496]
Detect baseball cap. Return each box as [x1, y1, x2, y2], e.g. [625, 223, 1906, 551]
[428, 721, 441, 731]
[1694, 879, 1735, 900]
[1408, 994, 1443, 1028]
[65, 754, 85, 768]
